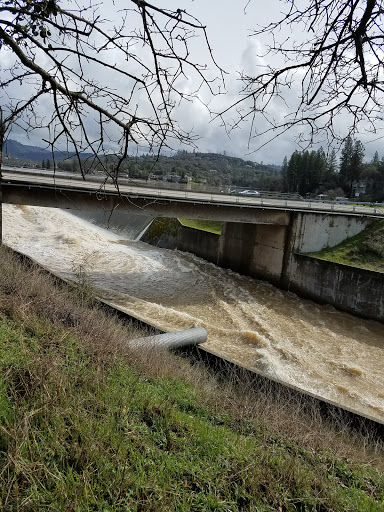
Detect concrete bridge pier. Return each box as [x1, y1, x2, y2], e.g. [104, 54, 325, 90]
[217, 212, 374, 289]
[217, 222, 289, 286]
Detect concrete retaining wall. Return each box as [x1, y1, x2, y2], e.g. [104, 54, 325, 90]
[291, 213, 373, 253]
[288, 254, 384, 322]
[216, 213, 374, 286]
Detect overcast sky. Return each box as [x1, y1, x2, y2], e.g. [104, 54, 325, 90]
[3, 0, 382, 164]
[170, 0, 383, 163]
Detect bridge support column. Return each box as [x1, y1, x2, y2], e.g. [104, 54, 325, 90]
[218, 222, 288, 286]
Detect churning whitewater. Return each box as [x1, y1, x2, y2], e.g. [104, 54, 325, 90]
[3, 204, 384, 421]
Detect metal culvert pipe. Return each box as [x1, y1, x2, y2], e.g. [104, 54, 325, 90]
[130, 327, 207, 349]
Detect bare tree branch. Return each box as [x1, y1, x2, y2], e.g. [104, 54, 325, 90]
[218, 0, 384, 150]
[0, 0, 223, 177]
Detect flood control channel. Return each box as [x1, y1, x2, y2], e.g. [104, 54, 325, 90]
[3, 203, 384, 423]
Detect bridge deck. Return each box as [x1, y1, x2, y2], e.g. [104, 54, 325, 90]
[2, 170, 384, 223]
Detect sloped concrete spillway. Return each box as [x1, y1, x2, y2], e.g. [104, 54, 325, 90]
[3, 204, 384, 423]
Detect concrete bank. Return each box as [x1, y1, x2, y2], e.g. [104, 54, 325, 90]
[141, 216, 384, 323]
[287, 254, 384, 322]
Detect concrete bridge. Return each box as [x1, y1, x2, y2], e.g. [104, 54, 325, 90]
[1, 170, 383, 288]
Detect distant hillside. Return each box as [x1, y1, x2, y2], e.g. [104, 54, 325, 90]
[2, 139, 92, 162]
[3, 139, 51, 161]
[124, 150, 282, 189]
[2, 139, 282, 189]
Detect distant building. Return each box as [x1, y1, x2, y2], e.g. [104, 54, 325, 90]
[352, 179, 367, 197]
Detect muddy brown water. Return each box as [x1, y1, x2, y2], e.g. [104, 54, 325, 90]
[4, 204, 384, 422]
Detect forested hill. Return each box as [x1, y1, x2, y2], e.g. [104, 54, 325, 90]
[2, 140, 282, 190]
[133, 151, 282, 189]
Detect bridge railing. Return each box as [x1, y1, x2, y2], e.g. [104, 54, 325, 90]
[4, 167, 384, 216]
[4, 167, 306, 201]
[115, 176, 304, 200]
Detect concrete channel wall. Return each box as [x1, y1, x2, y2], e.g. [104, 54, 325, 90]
[289, 212, 373, 253]
[288, 254, 384, 322]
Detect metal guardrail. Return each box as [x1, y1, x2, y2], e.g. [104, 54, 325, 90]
[4, 167, 384, 207]
[306, 198, 384, 208]
[115, 176, 304, 201]
[3, 166, 302, 201]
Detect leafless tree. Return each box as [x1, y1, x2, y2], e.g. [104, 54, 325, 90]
[220, 0, 384, 150]
[0, 0, 223, 179]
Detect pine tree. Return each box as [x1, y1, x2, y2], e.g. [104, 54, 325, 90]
[287, 151, 301, 192]
[327, 149, 337, 174]
[339, 136, 365, 196]
[281, 156, 288, 192]
[372, 151, 380, 168]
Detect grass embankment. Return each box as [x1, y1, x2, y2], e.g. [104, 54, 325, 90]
[179, 219, 222, 235]
[308, 219, 384, 272]
[1, 246, 384, 510]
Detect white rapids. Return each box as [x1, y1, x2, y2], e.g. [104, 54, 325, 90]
[3, 204, 384, 422]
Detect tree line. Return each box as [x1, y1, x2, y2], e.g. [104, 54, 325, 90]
[282, 136, 384, 201]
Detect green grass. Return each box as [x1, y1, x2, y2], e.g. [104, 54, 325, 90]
[179, 218, 222, 235]
[1, 245, 384, 510]
[1, 313, 384, 510]
[308, 219, 384, 272]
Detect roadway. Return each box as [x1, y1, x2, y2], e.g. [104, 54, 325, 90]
[2, 167, 384, 219]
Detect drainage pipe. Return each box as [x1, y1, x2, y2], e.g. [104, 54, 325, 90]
[130, 327, 207, 349]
